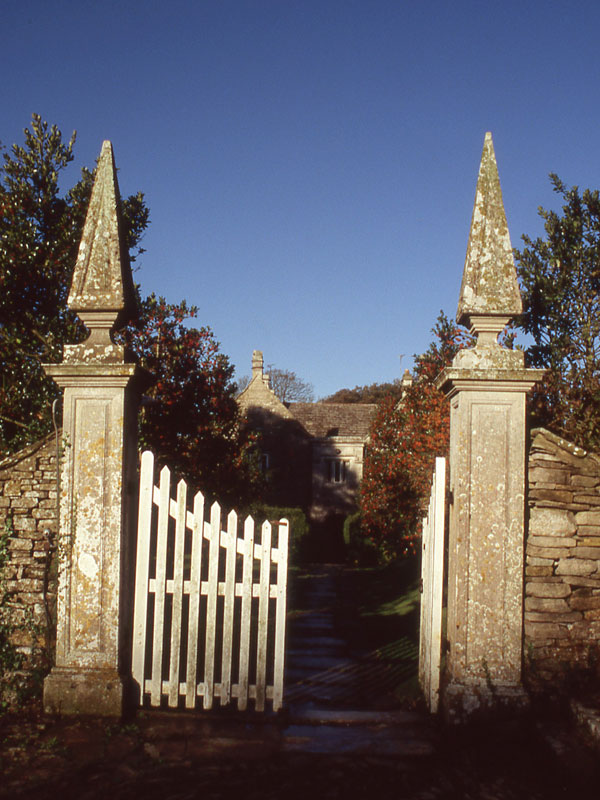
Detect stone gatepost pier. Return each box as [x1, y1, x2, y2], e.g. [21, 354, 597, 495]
[436, 133, 544, 719]
[43, 142, 146, 716]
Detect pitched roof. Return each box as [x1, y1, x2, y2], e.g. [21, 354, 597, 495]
[288, 403, 377, 438]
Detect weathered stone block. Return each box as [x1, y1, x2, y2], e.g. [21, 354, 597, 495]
[525, 596, 570, 613]
[36, 499, 55, 509]
[529, 507, 576, 536]
[572, 547, 600, 559]
[576, 510, 600, 525]
[527, 556, 554, 566]
[526, 565, 554, 577]
[10, 497, 38, 510]
[578, 537, 600, 546]
[32, 481, 56, 491]
[568, 621, 600, 639]
[524, 622, 569, 639]
[528, 535, 576, 549]
[527, 545, 571, 559]
[570, 596, 600, 611]
[11, 516, 36, 532]
[529, 467, 569, 484]
[17, 591, 43, 605]
[7, 577, 43, 593]
[8, 537, 32, 550]
[5, 556, 25, 570]
[525, 582, 571, 598]
[529, 488, 573, 504]
[556, 559, 598, 577]
[571, 475, 599, 488]
[43, 668, 126, 717]
[32, 509, 56, 521]
[577, 526, 600, 536]
[571, 587, 593, 598]
[525, 611, 582, 622]
[573, 494, 600, 506]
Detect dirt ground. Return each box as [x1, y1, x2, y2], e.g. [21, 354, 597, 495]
[3, 566, 599, 798]
[1, 699, 599, 800]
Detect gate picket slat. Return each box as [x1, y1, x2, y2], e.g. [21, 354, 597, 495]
[185, 490, 204, 708]
[237, 516, 254, 711]
[203, 502, 221, 709]
[255, 521, 272, 712]
[167, 479, 187, 707]
[272, 519, 288, 712]
[132, 450, 154, 697]
[418, 513, 429, 691]
[429, 457, 446, 712]
[132, 452, 289, 714]
[220, 511, 237, 705]
[418, 457, 446, 713]
[150, 465, 171, 706]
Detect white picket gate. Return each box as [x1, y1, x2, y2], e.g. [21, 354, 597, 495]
[131, 450, 289, 712]
[418, 456, 446, 713]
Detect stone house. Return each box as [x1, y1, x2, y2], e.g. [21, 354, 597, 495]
[237, 351, 376, 534]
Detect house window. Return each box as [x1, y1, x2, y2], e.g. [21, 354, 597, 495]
[261, 453, 270, 472]
[327, 459, 347, 483]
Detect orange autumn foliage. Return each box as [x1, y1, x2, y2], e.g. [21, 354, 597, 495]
[360, 312, 473, 561]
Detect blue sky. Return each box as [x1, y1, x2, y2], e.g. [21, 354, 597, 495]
[4, 0, 600, 397]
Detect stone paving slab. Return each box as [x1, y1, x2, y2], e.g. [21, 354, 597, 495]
[289, 708, 430, 726]
[288, 636, 347, 649]
[282, 723, 436, 756]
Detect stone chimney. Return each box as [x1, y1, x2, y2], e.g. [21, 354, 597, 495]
[252, 350, 264, 379]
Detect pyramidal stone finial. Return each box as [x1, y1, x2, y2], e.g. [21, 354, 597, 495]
[68, 140, 134, 321]
[457, 133, 522, 332]
[63, 141, 136, 364]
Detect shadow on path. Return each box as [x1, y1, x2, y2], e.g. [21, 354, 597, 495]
[285, 563, 419, 712]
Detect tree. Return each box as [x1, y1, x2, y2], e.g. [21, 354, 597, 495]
[321, 380, 405, 404]
[237, 366, 314, 403]
[269, 367, 314, 403]
[0, 114, 147, 454]
[359, 312, 473, 560]
[120, 295, 262, 506]
[0, 116, 261, 505]
[515, 174, 600, 450]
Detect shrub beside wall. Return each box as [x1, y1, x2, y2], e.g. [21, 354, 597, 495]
[247, 503, 309, 562]
[0, 434, 57, 701]
[525, 428, 600, 689]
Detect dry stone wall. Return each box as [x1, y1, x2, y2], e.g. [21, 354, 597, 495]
[525, 428, 600, 688]
[0, 434, 57, 693]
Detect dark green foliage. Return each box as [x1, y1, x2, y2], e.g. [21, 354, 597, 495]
[343, 511, 379, 565]
[516, 174, 600, 450]
[0, 116, 261, 506]
[321, 380, 404, 404]
[245, 504, 309, 562]
[0, 115, 148, 455]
